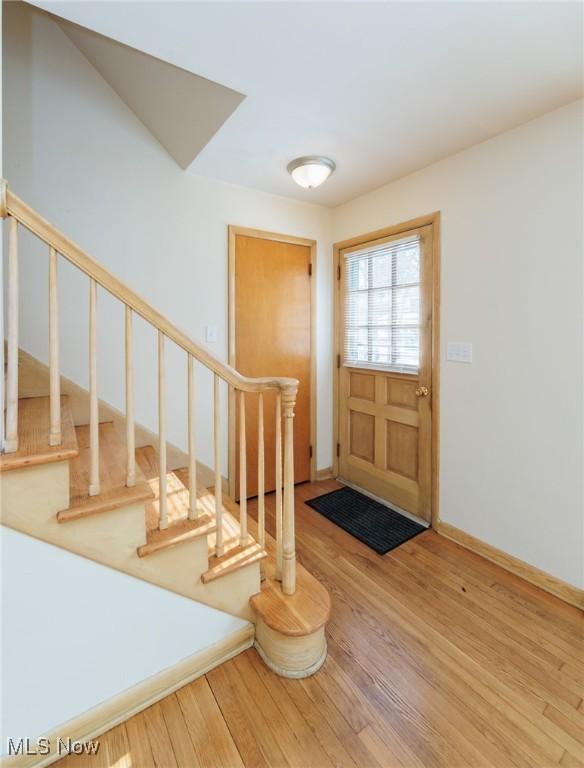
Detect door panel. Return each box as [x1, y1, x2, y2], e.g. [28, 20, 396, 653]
[387, 379, 418, 409]
[234, 234, 312, 497]
[338, 225, 433, 520]
[350, 372, 376, 401]
[350, 410, 375, 462]
[387, 422, 418, 480]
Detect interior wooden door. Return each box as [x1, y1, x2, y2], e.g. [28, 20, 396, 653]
[233, 233, 312, 497]
[338, 225, 433, 520]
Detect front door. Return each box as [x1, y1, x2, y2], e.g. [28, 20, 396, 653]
[232, 231, 312, 497]
[338, 224, 433, 521]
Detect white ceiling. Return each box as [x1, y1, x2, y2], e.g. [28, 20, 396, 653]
[60, 20, 244, 169]
[29, 1, 584, 207]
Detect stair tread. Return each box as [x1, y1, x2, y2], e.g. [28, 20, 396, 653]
[135, 447, 217, 556]
[0, 396, 78, 472]
[202, 492, 328, 632]
[136, 446, 215, 529]
[250, 566, 331, 637]
[57, 423, 154, 522]
[137, 514, 216, 557]
[193, 478, 262, 555]
[192, 480, 268, 583]
[135, 448, 270, 583]
[167, 463, 268, 575]
[247, 501, 331, 638]
[202, 541, 267, 584]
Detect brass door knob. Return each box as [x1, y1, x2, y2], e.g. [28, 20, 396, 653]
[415, 386, 429, 397]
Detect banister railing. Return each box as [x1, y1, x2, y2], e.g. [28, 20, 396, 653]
[1, 180, 298, 594]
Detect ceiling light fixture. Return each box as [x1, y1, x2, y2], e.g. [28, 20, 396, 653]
[287, 156, 336, 189]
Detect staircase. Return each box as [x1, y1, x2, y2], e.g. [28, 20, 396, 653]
[1, 179, 330, 758]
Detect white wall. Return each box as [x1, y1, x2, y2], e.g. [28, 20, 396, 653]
[333, 100, 584, 588]
[0, 0, 4, 450]
[3, 3, 333, 472]
[2, 526, 249, 748]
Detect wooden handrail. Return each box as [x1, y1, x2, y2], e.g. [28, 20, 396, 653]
[1, 183, 298, 397]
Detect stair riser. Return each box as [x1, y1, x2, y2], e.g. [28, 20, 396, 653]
[1, 462, 70, 522]
[193, 563, 260, 622]
[3, 481, 149, 573]
[118, 535, 259, 621]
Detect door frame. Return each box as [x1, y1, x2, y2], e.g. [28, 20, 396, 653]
[332, 212, 441, 527]
[227, 225, 318, 497]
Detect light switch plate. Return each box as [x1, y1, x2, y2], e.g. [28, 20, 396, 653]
[205, 325, 218, 343]
[447, 342, 473, 363]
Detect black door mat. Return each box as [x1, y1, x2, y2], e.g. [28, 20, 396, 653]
[305, 486, 426, 555]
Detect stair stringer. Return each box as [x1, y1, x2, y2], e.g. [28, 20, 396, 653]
[1, 460, 259, 621]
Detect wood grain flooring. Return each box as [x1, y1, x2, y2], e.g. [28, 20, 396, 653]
[55, 480, 583, 768]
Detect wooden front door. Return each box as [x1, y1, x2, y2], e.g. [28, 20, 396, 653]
[338, 224, 433, 521]
[232, 231, 312, 497]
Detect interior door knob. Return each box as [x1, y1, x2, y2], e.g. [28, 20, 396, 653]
[415, 386, 429, 397]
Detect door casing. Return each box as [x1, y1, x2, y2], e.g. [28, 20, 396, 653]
[228, 225, 317, 498]
[333, 213, 441, 527]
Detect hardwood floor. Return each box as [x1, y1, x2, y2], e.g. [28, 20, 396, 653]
[57, 480, 584, 768]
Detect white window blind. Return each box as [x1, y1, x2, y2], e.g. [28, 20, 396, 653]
[343, 234, 421, 373]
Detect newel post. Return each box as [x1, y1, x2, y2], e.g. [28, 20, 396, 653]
[281, 383, 298, 595]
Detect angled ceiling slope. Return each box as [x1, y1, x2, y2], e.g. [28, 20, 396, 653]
[59, 19, 245, 170]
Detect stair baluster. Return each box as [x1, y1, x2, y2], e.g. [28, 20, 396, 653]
[239, 390, 250, 546]
[214, 374, 224, 556]
[48, 246, 61, 446]
[275, 392, 283, 581]
[88, 278, 100, 496]
[187, 353, 198, 520]
[257, 392, 265, 551]
[5, 216, 19, 453]
[125, 306, 136, 487]
[282, 387, 297, 595]
[158, 331, 168, 529]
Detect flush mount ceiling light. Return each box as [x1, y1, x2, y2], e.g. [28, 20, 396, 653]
[287, 156, 336, 189]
